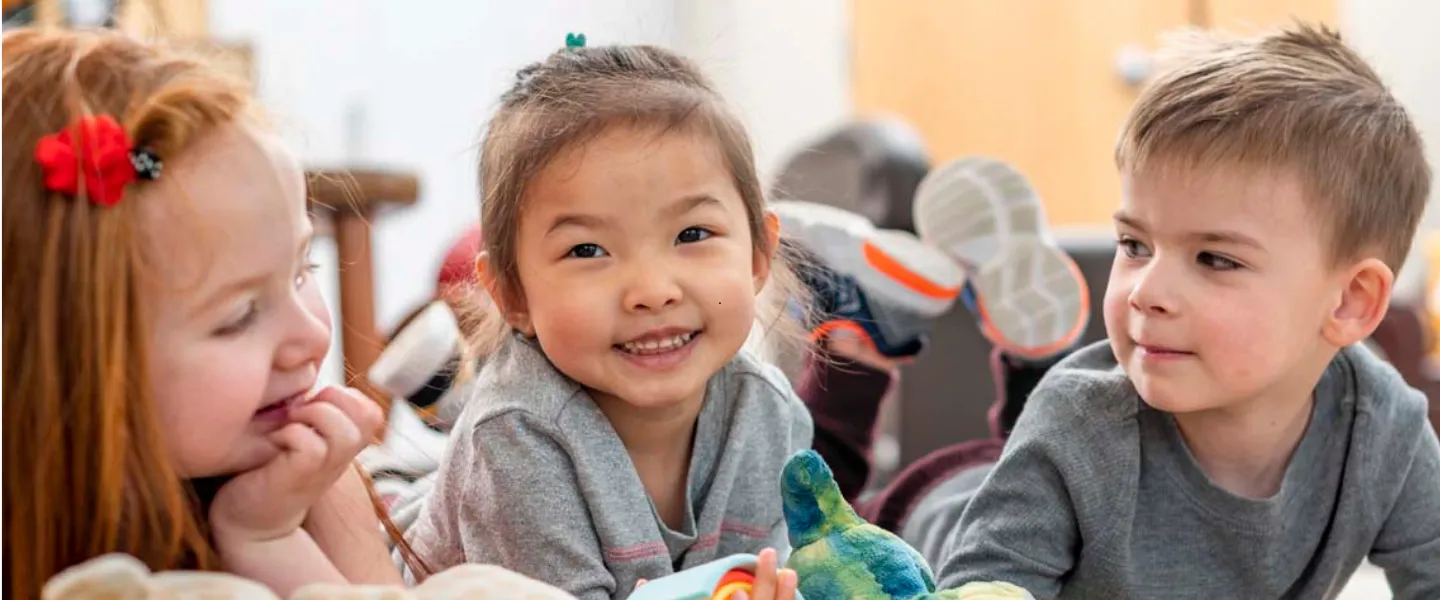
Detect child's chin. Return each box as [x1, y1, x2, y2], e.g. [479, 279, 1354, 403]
[220, 438, 283, 475]
[1135, 385, 1222, 415]
[615, 384, 706, 410]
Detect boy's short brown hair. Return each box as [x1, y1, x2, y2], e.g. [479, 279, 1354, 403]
[1116, 21, 1430, 271]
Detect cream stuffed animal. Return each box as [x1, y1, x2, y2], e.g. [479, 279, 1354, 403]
[42, 554, 577, 600]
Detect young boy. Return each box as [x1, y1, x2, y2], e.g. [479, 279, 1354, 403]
[930, 22, 1440, 599]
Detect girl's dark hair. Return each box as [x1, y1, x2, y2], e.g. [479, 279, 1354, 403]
[471, 44, 809, 359]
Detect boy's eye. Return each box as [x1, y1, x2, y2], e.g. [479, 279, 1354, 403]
[1198, 252, 1242, 271]
[1118, 237, 1152, 259]
[677, 227, 712, 244]
[214, 301, 258, 337]
[566, 243, 608, 259]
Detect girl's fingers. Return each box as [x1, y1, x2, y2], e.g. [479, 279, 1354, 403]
[750, 548, 779, 600]
[777, 568, 798, 600]
[289, 401, 363, 469]
[313, 386, 385, 442]
[267, 421, 328, 481]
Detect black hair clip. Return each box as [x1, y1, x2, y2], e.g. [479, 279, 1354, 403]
[128, 147, 162, 181]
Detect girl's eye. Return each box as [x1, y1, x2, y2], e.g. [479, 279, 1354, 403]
[1198, 252, 1243, 271]
[214, 302, 258, 337]
[677, 227, 712, 244]
[295, 261, 320, 289]
[1118, 236, 1152, 259]
[566, 243, 608, 259]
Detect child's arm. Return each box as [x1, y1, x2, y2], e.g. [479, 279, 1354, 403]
[303, 464, 405, 585]
[209, 386, 389, 597]
[926, 373, 1101, 598]
[420, 411, 615, 599]
[1369, 422, 1440, 599]
[211, 529, 348, 594]
[930, 435, 1078, 597]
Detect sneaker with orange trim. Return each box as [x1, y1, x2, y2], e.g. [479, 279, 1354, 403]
[774, 200, 965, 358]
[913, 156, 1089, 360]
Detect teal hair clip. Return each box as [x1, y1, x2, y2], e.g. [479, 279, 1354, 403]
[565, 32, 587, 51]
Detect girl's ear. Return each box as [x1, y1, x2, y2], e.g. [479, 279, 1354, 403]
[477, 252, 534, 335]
[753, 211, 780, 293]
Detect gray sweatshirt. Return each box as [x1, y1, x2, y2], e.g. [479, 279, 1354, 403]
[404, 335, 814, 599]
[934, 341, 1440, 599]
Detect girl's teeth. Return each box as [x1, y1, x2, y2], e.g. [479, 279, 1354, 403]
[621, 333, 693, 354]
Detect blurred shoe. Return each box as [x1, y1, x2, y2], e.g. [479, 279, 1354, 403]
[774, 200, 964, 358]
[368, 300, 474, 432]
[913, 157, 1089, 359]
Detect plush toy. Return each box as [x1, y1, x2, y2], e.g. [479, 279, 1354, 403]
[41, 553, 577, 600]
[780, 450, 1034, 600]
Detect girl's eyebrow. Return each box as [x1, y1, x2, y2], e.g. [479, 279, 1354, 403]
[664, 194, 722, 219]
[546, 212, 608, 236]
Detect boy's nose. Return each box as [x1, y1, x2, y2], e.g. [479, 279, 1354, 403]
[1128, 263, 1178, 316]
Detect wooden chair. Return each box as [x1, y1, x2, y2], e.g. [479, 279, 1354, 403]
[307, 169, 420, 406]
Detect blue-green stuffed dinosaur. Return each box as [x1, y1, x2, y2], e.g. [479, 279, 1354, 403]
[780, 450, 1034, 600]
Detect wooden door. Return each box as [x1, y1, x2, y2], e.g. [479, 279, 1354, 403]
[850, 0, 1191, 227]
[1201, 0, 1337, 30]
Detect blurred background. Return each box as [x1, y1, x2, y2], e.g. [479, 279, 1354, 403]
[7, 0, 1437, 460]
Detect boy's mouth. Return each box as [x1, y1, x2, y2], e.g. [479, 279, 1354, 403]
[615, 329, 700, 355]
[1136, 343, 1194, 358]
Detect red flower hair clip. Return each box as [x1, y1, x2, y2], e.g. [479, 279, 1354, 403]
[34, 115, 162, 207]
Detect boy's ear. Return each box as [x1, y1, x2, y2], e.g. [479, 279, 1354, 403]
[476, 252, 534, 335]
[753, 211, 781, 294]
[1322, 257, 1392, 348]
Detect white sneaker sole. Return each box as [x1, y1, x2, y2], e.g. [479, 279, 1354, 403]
[913, 157, 1089, 357]
[368, 300, 461, 400]
[969, 243, 1089, 358]
[773, 200, 964, 317]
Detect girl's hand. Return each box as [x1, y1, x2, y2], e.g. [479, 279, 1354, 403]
[630, 548, 798, 600]
[210, 386, 384, 545]
[743, 548, 799, 600]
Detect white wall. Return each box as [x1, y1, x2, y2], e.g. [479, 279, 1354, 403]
[673, 0, 851, 179]
[1340, 0, 1440, 301]
[210, 0, 680, 384]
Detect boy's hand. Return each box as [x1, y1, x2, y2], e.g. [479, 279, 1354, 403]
[210, 386, 384, 545]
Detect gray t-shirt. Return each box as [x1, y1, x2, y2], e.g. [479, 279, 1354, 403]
[404, 335, 814, 599]
[935, 341, 1440, 599]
